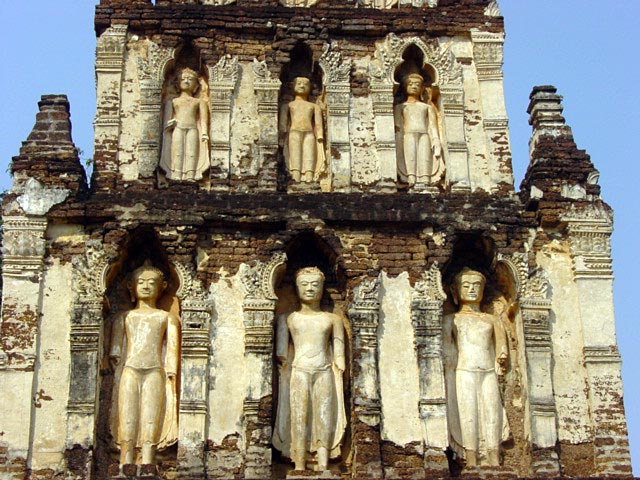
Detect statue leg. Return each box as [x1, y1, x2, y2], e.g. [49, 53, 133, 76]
[171, 127, 186, 181]
[416, 132, 432, 185]
[301, 132, 316, 183]
[312, 369, 335, 471]
[290, 368, 311, 470]
[403, 133, 418, 185]
[118, 367, 141, 465]
[480, 371, 502, 466]
[139, 368, 165, 465]
[183, 127, 199, 181]
[289, 131, 303, 182]
[456, 369, 479, 467]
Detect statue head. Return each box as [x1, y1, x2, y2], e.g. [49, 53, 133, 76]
[404, 73, 425, 96]
[128, 261, 167, 303]
[295, 266, 325, 304]
[292, 77, 312, 96]
[453, 267, 486, 306]
[176, 68, 200, 94]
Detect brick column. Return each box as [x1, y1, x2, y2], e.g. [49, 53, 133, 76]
[471, 30, 513, 191]
[208, 55, 239, 189]
[240, 253, 286, 478]
[348, 276, 383, 478]
[252, 60, 281, 191]
[564, 207, 632, 477]
[174, 263, 212, 478]
[0, 216, 47, 476]
[94, 25, 127, 190]
[411, 264, 448, 474]
[319, 43, 352, 192]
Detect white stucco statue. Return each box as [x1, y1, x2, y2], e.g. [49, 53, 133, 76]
[443, 267, 509, 467]
[109, 262, 180, 466]
[273, 267, 346, 471]
[159, 68, 210, 181]
[280, 77, 327, 183]
[394, 73, 444, 188]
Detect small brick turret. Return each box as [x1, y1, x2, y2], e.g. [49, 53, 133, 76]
[520, 86, 601, 225]
[10, 95, 87, 196]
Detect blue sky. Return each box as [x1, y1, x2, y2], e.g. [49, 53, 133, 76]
[1, 0, 639, 473]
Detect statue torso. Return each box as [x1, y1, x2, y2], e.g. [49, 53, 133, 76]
[172, 95, 201, 128]
[288, 311, 334, 370]
[124, 308, 170, 370]
[454, 312, 496, 372]
[288, 99, 317, 132]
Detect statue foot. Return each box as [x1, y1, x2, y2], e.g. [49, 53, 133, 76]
[485, 449, 500, 466]
[317, 447, 329, 471]
[303, 171, 313, 183]
[464, 449, 478, 468]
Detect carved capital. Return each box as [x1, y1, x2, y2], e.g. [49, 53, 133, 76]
[208, 55, 240, 91]
[71, 241, 113, 303]
[96, 24, 127, 71]
[563, 205, 613, 278]
[241, 253, 287, 354]
[319, 42, 351, 85]
[137, 40, 176, 91]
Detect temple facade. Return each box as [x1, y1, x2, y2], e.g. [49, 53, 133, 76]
[0, 0, 632, 478]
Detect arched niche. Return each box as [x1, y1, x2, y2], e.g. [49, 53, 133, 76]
[94, 227, 181, 478]
[277, 43, 326, 187]
[272, 232, 351, 476]
[441, 233, 524, 472]
[157, 42, 212, 184]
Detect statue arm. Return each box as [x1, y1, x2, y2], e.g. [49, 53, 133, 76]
[163, 99, 176, 130]
[332, 315, 346, 372]
[109, 312, 125, 370]
[442, 314, 457, 370]
[314, 104, 324, 141]
[394, 104, 403, 132]
[493, 316, 508, 375]
[427, 105, 442, 153]
[199, 98, 210, 141]
[275, 314, 289, 366]
[278, 104, 290, 139]
[165, 314, 180, 378]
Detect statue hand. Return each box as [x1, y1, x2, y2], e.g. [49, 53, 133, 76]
[201, 133, 209, 142]
[433, 143, 442, 157]
[166, 118, 177, 129]
[109, 356, 119, 373]
[335, 357, 346, 372]
[166, 371, 177, 380]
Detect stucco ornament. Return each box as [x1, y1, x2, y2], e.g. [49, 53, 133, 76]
[273, 267, 347, 472]
[159, 68, 210, 181]
[443, 268, 509, 467]
[109, 262, 180, 467]
[280, 77, 327, 183]
[394, 73, 444, 187]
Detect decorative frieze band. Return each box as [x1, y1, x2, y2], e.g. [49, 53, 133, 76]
[2, 216, 47, 278]
[563, 206, 614, 279]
